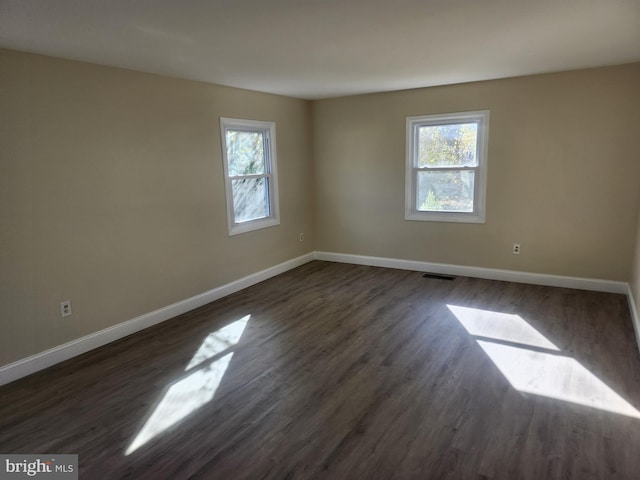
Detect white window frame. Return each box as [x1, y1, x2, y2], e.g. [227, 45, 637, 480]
[220, 117, 280, 235]
[405, 110, 489, 223]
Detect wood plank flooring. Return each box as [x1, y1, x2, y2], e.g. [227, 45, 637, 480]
[2, 261, 640, 479]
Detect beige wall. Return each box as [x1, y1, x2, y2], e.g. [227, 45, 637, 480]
[631, 203, 640, 320]
[313, 64, 640, 280]
[0, 49, 315, 365]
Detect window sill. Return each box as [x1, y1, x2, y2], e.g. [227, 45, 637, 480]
[228, 217, 280, 236]
[405, 211, 485, 224]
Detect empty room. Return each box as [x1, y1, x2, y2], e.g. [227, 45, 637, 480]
[2, 1, 640, 479]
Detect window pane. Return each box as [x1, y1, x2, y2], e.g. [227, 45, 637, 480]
[232, 177, 269, 223]
[417, 123, 478, 167]
[226, 130, 265, 176]
[417, 170, 475, 212]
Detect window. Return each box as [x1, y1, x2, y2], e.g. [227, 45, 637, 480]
[405, 110, 489, 223]
[220, 117, 280, 235]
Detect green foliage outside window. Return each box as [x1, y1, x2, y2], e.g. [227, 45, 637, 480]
[418, 123, 477, 167]
[226, 130, 265, 176]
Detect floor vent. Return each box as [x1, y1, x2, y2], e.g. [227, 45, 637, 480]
[423, 273, 456, 281]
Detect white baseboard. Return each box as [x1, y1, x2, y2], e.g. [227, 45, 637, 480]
[627, 286, 640, 355]
[314, 251, 628, 294]
[0, 252, 315, 387]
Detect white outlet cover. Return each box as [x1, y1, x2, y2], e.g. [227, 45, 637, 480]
[60, 300, 72, 317]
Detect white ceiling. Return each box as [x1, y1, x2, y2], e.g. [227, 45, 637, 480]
[1, 0, 639, 99]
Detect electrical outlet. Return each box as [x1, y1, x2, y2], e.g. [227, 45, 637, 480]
[60, 300, 72, 317]
[299, 232, 305, 242]
[513, 243, 521, 255]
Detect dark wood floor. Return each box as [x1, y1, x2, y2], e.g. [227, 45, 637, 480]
[2, 261, 640, 479]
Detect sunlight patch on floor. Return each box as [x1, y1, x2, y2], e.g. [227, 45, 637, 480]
[477, 340, 640, 418]
[447, 305, 640, 419]
[125, 353, 234, 455]
[125, 315, 250, 455]
[186, 314, 251, 370]
[447, 305, 558, 350]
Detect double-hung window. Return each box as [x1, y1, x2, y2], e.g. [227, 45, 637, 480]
[405, 110, 489, 223]
[220, 117, 280, 235]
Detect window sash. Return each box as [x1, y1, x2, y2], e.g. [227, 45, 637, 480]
[413, 166, 478, 172]
[224, 128, 270, 176]
[228, 172, 273, 181]
[412, 168, 478, 213]
[412, 121, 481, 169]
[229, 176, 272, 222]
[228, 173, 274, 221]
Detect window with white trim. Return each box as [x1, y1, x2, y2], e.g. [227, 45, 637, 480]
[220, 117, 280, 235]
[405, 110, 489, 223]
